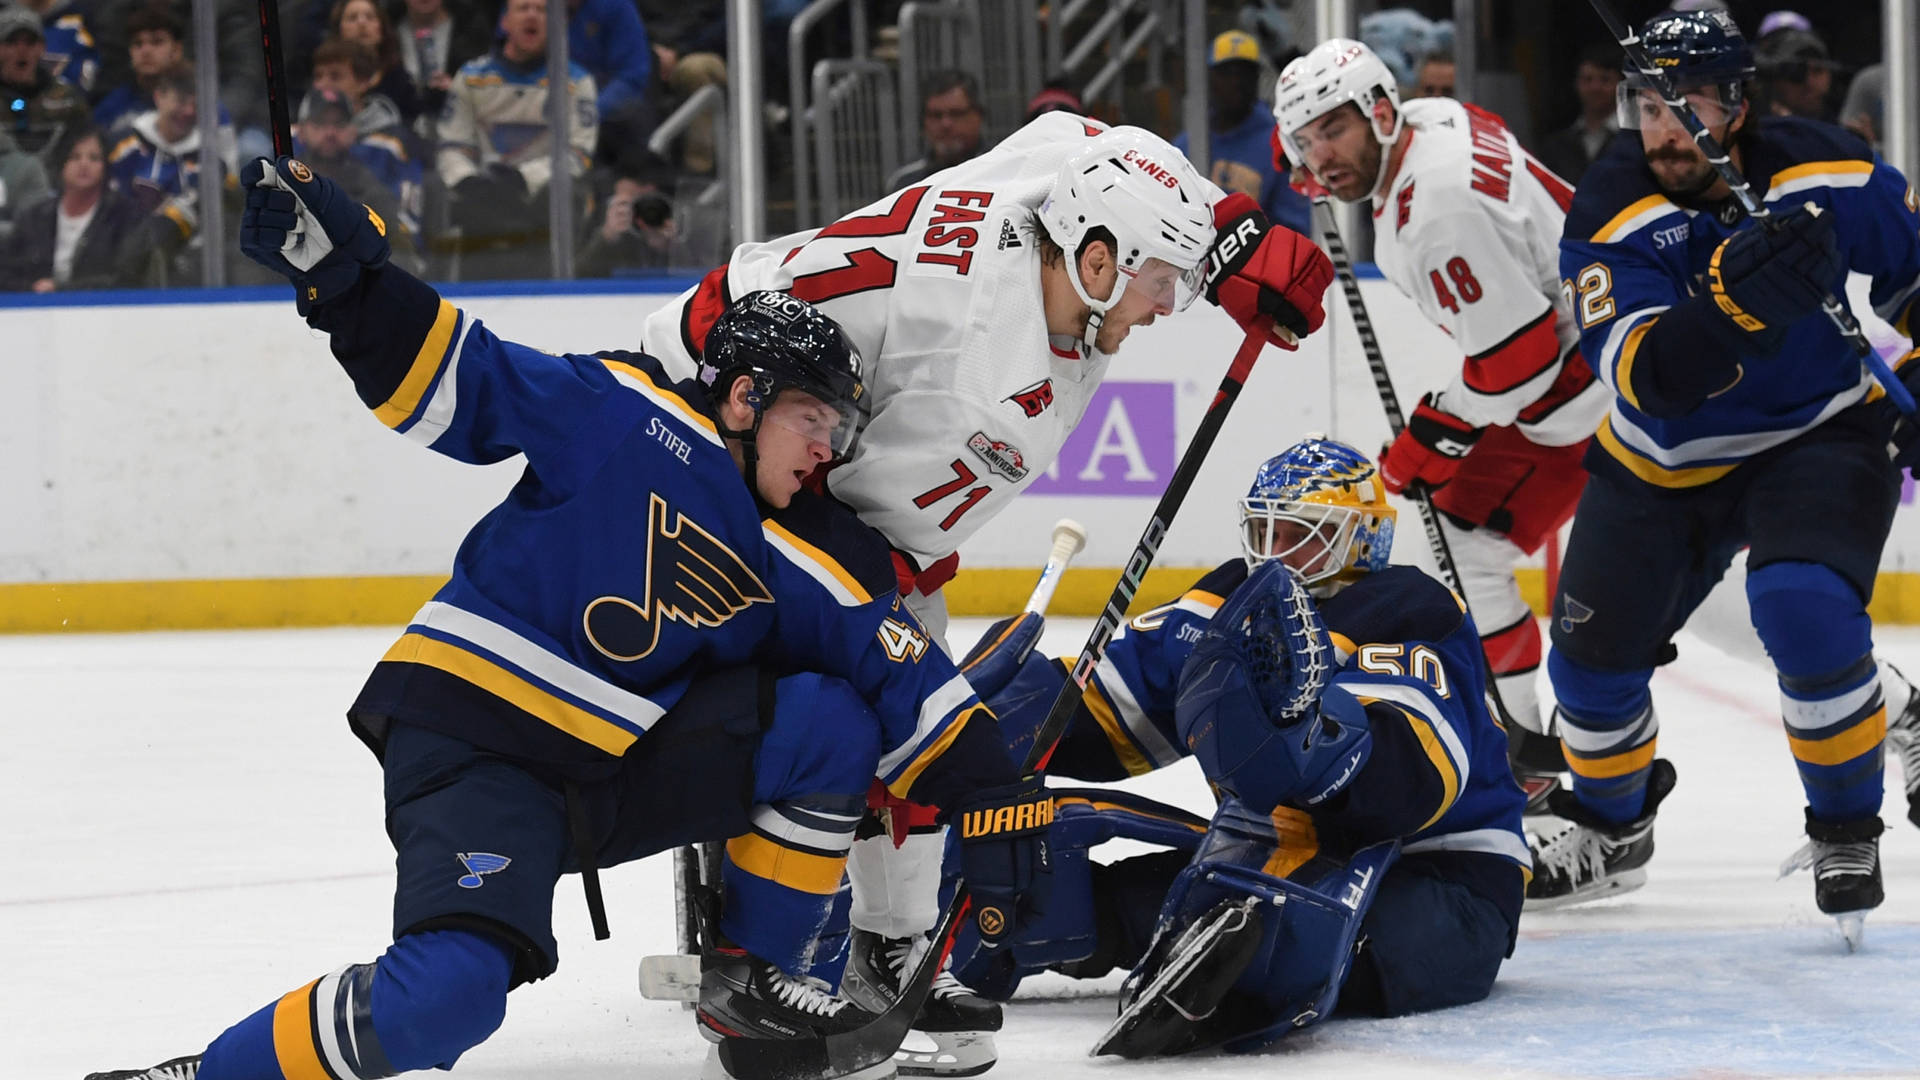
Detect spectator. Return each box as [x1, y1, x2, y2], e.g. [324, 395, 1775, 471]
[395, 0, 491, 138]
[576, 148, 676, 277]
[567, 0, 657, 155]
[1754, 24, 1837, 120]
[1413, 50, 1454, 98]
[0, 124, 49, 244]
[1839, 62, 1883, 149]
[0, 6, 88, 159]
[1174, 31, 1309, 237]
[310, 38, 409, 143]
[1024, 79, 1082, 122]
[12, 0, 99, 94]
[883, 70, 983, 190]
[1359, 7, 1452, 90]
[438, 0, 596, 270]
[292, 86, 412, 259]
[106, 62, 232, 237]
[91, 3, 184, 134]
[328, 0, 423, 125]
[0, 124, 147, 291]
[637, 0, 726, 175]
[1536, 43, 1621, 187]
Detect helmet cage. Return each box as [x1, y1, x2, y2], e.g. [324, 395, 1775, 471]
[1240, 498, 1367, 587]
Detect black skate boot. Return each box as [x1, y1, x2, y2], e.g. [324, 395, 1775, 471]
[1526, 758, 1677, 910]
[1883, 662, 1920, 829]
[84, 1055, 201, 1080]
[1779, 810, 1884, 952]
[697, 938, 890, 1079]
[1092, 897, 1266, 1059]
[1506, 722, 1568, 814]
[842, 929, 1000, 1076]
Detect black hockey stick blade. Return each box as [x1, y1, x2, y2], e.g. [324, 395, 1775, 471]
[715, 898, 964, 1080]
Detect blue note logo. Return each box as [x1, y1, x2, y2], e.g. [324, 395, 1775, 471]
[456, 852, 512, 889]
[1559, 596, 1595, 634]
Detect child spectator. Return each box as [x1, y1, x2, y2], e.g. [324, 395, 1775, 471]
[309, 35, 424, 220]
[0, 124, 148, 290]
[91, 3, 184, 134]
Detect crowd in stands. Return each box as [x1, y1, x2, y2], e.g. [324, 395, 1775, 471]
[0, 0, 1898, 293]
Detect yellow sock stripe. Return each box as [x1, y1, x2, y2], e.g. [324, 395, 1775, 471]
[1565, 738, 1657, 780]
[1260, 806, 1320, 879]
[1080, 676, 1154, 777]
[724, 832, 848, 895]
[372, 300, 458, 429]
[886, 704, 984, 799]
[1388, 705, 1461, 831]
[381, 633, 639, 756]
[270, 979, 333, 1080]
[1787, 707, 1887, 768]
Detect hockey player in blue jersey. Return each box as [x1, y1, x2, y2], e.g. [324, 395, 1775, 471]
[945, 437, 1528, 1056]
[84, 156, 1054, 1080]
[1535, 10, 1920, 942]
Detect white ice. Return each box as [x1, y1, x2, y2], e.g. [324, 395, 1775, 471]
[6, 616, 1919, 1080]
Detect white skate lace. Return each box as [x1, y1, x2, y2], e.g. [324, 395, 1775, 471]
[770, 971, 855, 1017]
[155, 1065, 199, 1080]
[883, 936, 972, 1002]
[1532, 819, 1610, 887]
[1779, 838, 1878, 881]
[1887, 686, 1920, 796]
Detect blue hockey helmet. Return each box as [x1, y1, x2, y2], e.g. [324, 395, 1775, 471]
[1617, 9, 1756, 130]
[1240, 435, 1396, 592]
[702, 290, 867, 459]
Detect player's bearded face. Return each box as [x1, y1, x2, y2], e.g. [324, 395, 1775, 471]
[749, 390, 846, 508]
[1634, 87, 1737, 196]
[1293, 105, 1384, 203]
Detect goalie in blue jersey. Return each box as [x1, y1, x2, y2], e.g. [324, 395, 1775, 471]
[945, 436, 1530, 1057]
[86, 158, 1053, 1080]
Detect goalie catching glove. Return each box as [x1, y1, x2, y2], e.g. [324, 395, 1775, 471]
[1203, 191, 1333, 350]
[239, 155, 391, 315]
[1175, 561, 1371, 811]
[1377, 393, 1483, 495]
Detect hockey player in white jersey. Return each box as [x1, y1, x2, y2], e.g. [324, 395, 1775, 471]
[1273, 39, 1610, 792]
[643, 113, 1336, 1072]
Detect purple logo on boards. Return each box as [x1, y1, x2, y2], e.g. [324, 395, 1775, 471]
[1026, 382, 1176, 496]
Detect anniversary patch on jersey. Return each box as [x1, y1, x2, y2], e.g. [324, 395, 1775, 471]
[968, 431, 1030, 481]
[1005, 378, 1055, 418]
[584, 493, 774, 662]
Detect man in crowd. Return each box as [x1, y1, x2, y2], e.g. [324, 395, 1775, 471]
[882, 69, 984, 191]
[1175, 30, 1309, 236]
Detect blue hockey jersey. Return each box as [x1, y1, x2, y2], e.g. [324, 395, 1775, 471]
[321, 267, 1014, 811]
[1561, 117, 1920, 489]
[987, 562, 1529, 922]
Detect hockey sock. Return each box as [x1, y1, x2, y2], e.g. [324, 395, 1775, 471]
[195, 928, 515, 1080]
[1749, 561, 1885, 823]
[1547, 649, 1658, 824]
[721, 794, 865, 974]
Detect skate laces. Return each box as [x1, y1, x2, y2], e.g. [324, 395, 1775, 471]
[769, 970, 855, 1017]
[1779, 837, 1878, 881]
[881, 935, 971, 1001]
[1533, 819, 1610, 886]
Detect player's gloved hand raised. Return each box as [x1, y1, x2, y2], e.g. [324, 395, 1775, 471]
[240, 156, 390, 314]
[1176, 561, 1372, 811]
[1707, 201, 1842, 344]
[1203, 192, 1333, 350]
[952, 776, 1053, 948]
[1377, 393, 1482, 495]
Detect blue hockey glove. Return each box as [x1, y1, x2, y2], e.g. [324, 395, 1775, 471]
[953, 776, 1054, 948]
[1886, 351, 1920, 474]
[1706, 202, 1841, 345]
[958, 611, 1046, 699]
[239, 156, 391, 314]
[1175, 561, 1371, 811]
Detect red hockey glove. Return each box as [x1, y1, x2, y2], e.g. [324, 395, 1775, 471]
[1377, 394, 1483, 495]
[1203, 192, 1333, 350]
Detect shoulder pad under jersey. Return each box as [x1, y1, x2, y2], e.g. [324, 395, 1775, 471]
[1318, 565, 1466, 646]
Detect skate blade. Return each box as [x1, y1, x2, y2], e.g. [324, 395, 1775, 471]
[704, 1043, 898, 1080]
[1523, 867, 1648, 912]
[640, 953, 702, 1002]
[1835, 912, 1867, 953]
[894, 1031, 996, 1077]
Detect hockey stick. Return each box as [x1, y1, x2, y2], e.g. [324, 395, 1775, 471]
[255, 0, 294, 156]
[1585, 0, 1915, 419]
[642, 519, 1092, 1006]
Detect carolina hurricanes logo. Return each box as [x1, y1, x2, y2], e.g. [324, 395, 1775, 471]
[584, 493, 774, 662]
[1004, 379, 1054, 418]
[967, 432, 1029, 482]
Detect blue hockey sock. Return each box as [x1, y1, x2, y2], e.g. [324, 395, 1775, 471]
[1547, 649, 1658, 824]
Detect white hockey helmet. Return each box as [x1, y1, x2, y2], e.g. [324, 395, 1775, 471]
[1273, 38, 1404, 200]
[1039, 126, 1216, 344]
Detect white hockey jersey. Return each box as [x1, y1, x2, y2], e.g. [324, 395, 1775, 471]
[644, 113, 1222, 568]
[1369, 98, 1608, 446]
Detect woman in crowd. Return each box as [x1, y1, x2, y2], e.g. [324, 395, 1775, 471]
[330, 0, 422, 124]
[0, 126, 148, 292]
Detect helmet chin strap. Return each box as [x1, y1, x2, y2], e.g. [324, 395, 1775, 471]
[1069, 260, 1125, 350]
[716, 397, 773, 505]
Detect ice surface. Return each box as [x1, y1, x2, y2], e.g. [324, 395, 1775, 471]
[5, 618, 1918, 1079]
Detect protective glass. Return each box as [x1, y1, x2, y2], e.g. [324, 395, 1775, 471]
[763, 388, 860, 458]
[1121, 255, 1208, 313]
[1239, 499, 1358, 586]
[1616, 79, 1737, 131]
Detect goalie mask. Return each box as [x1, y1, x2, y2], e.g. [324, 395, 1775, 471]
[1240, 436, 1396, 594]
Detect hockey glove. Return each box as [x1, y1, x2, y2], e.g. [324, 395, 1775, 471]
[958, 611, 1046, 699]
[1175, 562, 1372, 811]
[953, 776, 1054, 947]
[1377, 394, 1482, 495]
[1706, 202, 1842, 347]
[1885, 350, 1920, 474]
[1203, 192, 1333, 350]
[240, 156, 391, 315]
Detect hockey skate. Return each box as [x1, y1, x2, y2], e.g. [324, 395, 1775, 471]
[1505, 723, 1568, 814]
[1091, 897, 1266, 1059]
[1883, 662, 1920, 828]
[1779, 810, 1884, 952]
[841, 929, 1000, 1077]
[697, 938, 893, 1080]
[83, 1055, 201, 1080]
[1526, 758, 1677, 910]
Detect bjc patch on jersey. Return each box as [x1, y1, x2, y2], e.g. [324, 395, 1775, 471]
[1005, 379, 1055, 417]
